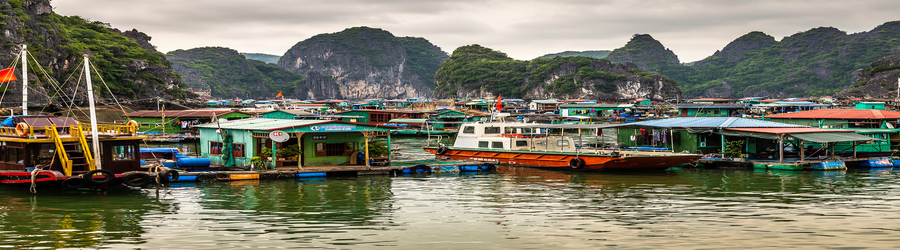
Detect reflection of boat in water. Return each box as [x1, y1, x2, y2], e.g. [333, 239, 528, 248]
[0, 48, 172, 190]
[424, 122, 701, 170]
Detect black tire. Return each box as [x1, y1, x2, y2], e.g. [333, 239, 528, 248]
[215, 173, 230, 181]
[158, 170, 180, 184]
[569, 158, 586, 169]
[61, 177, 88, 189]
[435, 146, 450, 155]
[83, 169, 116, 185]
[479, 164, 495, 171]
[391, 131, 399, 135]
[415, 132, 423, 136]
[198, 173, 215, 182]
[122, 172, 153, 187]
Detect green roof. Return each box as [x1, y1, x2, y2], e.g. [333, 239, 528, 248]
[194, 118, 332, 131]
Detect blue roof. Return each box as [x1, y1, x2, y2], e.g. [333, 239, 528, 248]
[625, 117, 808, 128]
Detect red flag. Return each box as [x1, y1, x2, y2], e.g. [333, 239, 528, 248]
[275, 91, 283, 98]
[495, 94, 502, 111]
[0, 68, 16, 83]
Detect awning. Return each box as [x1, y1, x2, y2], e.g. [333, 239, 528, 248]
[717, 130, 781, 140]
[789, 133, 881, 143]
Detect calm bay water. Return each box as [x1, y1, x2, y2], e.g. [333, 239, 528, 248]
[2, 138, 900, 249]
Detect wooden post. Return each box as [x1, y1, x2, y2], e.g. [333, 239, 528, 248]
[296, 132, 304, 170]
[364, 132, 370, 169]
[271, 139, 277, 170]
[853, 141, 857, 158]
[799, 140, 805, 162]
[779, 135, 784, 162]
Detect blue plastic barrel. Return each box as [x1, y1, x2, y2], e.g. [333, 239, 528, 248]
[176, 158, 211, 168]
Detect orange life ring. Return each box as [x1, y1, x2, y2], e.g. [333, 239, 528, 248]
[14, 122, 28, 136]
[126, 120, 138, 133]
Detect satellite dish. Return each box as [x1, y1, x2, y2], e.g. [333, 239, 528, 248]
[269, 130, 290, 143]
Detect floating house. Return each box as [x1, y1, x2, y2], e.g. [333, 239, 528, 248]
[764, 108, 900, 152]
[336, 110, 428, 125]
[677, 103, 749, 117]
[126, 110, 254, 134]
[529, 99, 562, 112]
[195, 118, 395, 168]
[558, 103, 635, 118]
[428, 109, 491, 130]
[259, 109, 315, 120]
[616, 117, 882, 170]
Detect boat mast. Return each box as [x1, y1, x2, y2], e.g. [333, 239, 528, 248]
[84, 54, 102, 169]
[21, 45, 27, 115]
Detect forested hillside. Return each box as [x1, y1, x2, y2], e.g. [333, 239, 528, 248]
[0, 0, 188, 108]
[167, 47, 302, 99]
[606, 21, 900, 98]
[433, 45, 680, 100]
[538, 50, 611, 60]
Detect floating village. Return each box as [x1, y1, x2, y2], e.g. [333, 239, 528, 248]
[6, 69, 900, 192]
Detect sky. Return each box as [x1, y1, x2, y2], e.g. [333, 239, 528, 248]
[53, 0, 900, 63]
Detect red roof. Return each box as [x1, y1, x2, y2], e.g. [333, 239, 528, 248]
[693, 98, 732, 101]
[726, 128, 854, 134]
[765, 109, 900, 119]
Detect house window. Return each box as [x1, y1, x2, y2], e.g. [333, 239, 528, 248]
[111, 145, 135, 161]
[478, 141, 489, 148]
[210, 141, 223, 155]
[325, 143, 345, 156]
[463, 126, 475, 134]
[484, 127, 501, 134]
[233, 143, 245, 158]
[370, 113, 391, 123]
[491, 142, 504, 149]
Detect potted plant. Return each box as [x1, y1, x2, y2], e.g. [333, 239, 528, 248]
[250, 156, 268, 170]
[277, 144, 301, 160]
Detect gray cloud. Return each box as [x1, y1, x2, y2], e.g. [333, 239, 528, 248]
[53, 0, 900, 62]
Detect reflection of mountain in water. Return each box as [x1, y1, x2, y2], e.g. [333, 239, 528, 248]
[0, 189, 160, 248]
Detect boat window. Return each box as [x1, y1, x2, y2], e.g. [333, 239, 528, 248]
[505, 127, 516, 133]
[491, 142, 504, 148]
[462, 126, 475, 134]
[478, 141, 489, 148]
[521, 128, 534, 134]
[557, 140, 570, 146]
[210, 141, 223, 155]
[6, 147, 21, 163]
[112, 145, 136, 161]
[484, 127, 501, 134]
[515, 141, 528, 147]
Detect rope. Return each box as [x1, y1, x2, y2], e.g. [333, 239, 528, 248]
[29, 154, 55, 194]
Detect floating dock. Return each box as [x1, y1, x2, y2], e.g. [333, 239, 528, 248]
[166, 159, 496, 183]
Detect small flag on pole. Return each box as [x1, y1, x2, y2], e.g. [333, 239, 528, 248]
[0, 68, 17, 82]
[276, 91, 283, 98]
[495, 94, 502, 111]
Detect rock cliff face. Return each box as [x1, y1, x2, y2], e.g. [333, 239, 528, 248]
[0, 0, 187, 109]
[278, 27, 448, 99]
[835, 55, 900, 99]
[167, 47, 302, 99]
[433, 45, 681, 100]
[606, 34, 681, 72]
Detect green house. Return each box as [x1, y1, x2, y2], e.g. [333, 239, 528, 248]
[260, 109, 314, 120]
[677, 104, 749, 117]
[428, 109, 491, 130]
[126, 110, 254, 134]
[764, 109, 900, 152]
[855, 102, 885, 110]
[335, 110, 427, 125]
[195, 118, 395, 168]
[558, 103, 634, 117]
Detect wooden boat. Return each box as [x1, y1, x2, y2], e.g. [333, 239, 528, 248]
[0, 48, 172, 190]
[423, 121, 701, 170]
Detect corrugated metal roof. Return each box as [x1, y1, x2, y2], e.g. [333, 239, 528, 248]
[725, 128, 853, 134]
[676, 103, 749, 108]
[765, 109, 900, 119]
[191, 118, 400, 131]
[558, 104, 634, 108]
[790, 133, 882, 143]
[624, 117, 808, 128]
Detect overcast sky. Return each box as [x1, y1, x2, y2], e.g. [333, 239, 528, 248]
[53, 0, 900, 62]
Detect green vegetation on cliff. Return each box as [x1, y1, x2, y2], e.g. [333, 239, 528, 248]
[434, 45, 671, 99]
[607, 22, 900, 98]
[537, 50, 611, 59]
[0, 0, 186, 100]
[168, 47, 302, 99]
